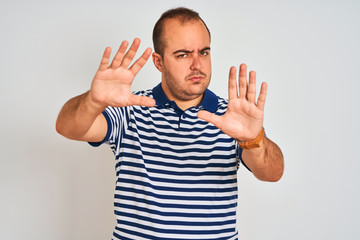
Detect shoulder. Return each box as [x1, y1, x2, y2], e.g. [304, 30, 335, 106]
[215, 96, 229, 115]
[104, 88, 154, 112]
[132, 89, 154, 98]
[217, 96, 228, 107]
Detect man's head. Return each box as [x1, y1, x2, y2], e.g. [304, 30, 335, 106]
[153, 7, 211, 57]
[152, 7, 212, 108]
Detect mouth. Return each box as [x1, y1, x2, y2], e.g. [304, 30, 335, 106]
[188, 76, 204, 82]
[186, 72, 206, 82]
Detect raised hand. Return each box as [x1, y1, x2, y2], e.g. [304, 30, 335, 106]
[198, 64, 267, 142]
[89, 38, 156, 109]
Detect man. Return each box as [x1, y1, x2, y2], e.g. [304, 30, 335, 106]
[56, 7, 283, 240]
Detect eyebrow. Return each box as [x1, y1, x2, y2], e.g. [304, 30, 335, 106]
[173, 47, 211, 55]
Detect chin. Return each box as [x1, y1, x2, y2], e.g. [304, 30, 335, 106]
[185, 86, 207, 98]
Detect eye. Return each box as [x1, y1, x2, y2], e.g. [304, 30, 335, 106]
[200, 50, 209, 56]
[176, 54, 188, 58]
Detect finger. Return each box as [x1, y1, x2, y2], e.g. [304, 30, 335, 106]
[121, 38, 141, 68]
[129, 48, 152, 75]
[197, 110, 223, 130]
[257, 82, 268, 110]
[239, 63, 248, 99]
[247, 70, 257, 103]
[98, 47, 111, 71]
[228, 66, 238, 100]
[110, 41, 129, 69]
[129, 95, 156, 107]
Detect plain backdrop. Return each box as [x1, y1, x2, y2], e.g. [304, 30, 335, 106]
[1, 0, 359, 239]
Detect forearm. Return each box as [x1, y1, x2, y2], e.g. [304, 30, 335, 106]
[56, 91, 106, 141]
[241, 137, 284, 182]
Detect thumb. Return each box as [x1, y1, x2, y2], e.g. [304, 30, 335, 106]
[129, 95, 156, 107]
[197, 110, 222, 129]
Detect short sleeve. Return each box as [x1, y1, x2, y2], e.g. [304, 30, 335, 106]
[88, 110, 113, 147]
[88, 106, 129, 149]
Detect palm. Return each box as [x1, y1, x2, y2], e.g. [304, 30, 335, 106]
[218, 97, 264, 141]
[198, 64, 267, 141]
[92, 67, 136, 107]
[89, 39, 155, 109]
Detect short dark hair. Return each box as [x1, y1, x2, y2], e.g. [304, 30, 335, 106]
[152, 7, 211, 56]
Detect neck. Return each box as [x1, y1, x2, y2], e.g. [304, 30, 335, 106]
[160, 83, 205, 111]
[174, 96, 203, 111]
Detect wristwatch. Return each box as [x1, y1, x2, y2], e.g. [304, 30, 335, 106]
[237, 128, 265, 149]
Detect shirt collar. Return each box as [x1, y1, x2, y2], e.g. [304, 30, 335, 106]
[152, 83, 218, 113]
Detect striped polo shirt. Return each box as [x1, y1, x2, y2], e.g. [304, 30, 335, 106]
[91, 83, 244, 240]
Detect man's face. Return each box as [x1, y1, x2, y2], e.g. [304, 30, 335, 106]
[159, 18, 211, 104]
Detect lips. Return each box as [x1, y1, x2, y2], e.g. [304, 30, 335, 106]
[189, 76, 203, 81]
[186, 71, 206, 82]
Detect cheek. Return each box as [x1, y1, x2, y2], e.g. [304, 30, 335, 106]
[204, 58, 212, 69]
[169, 62, 189, 78]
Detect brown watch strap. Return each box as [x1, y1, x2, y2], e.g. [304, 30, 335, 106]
[237, 128, 265, 149]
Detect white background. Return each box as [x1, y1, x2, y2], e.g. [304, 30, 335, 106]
[1, 0, 359, 239]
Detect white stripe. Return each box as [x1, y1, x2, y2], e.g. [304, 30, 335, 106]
[115, 221, 236, 240]
[117, 215, 236, 231]
[115, 198, 235, 215]
[116, 182, 238, 201]
[115, 205, 236, 222]
[117, 163, 237, 181]
[119, 171, 237, 189]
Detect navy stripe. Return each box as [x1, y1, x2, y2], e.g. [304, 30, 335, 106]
[133, 107, 220, 126]
[128, 123, 226, 138]
[118, 151, 237, 162]
[116, 178, 238, 193]
[115, 210, 236, 226]
[143, 158, 237, 169]
[130, 118, 220, 132]
[123, 133, 234, 145]
[116, 219, 235, 235]
[142, 143, 234, 155]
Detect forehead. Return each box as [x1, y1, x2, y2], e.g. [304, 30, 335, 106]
[162, 18, 210, 52]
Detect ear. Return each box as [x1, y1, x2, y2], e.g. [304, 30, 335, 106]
[152, 52, 163, 72]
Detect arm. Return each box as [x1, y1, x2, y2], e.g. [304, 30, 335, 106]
[56, 38, 155, 142]
[55, 91, 107, 142]
[241, 136, 284, 182]
[198, 64, 284, 182]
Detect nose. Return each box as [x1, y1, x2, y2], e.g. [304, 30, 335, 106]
[190, 54, 201, 70]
